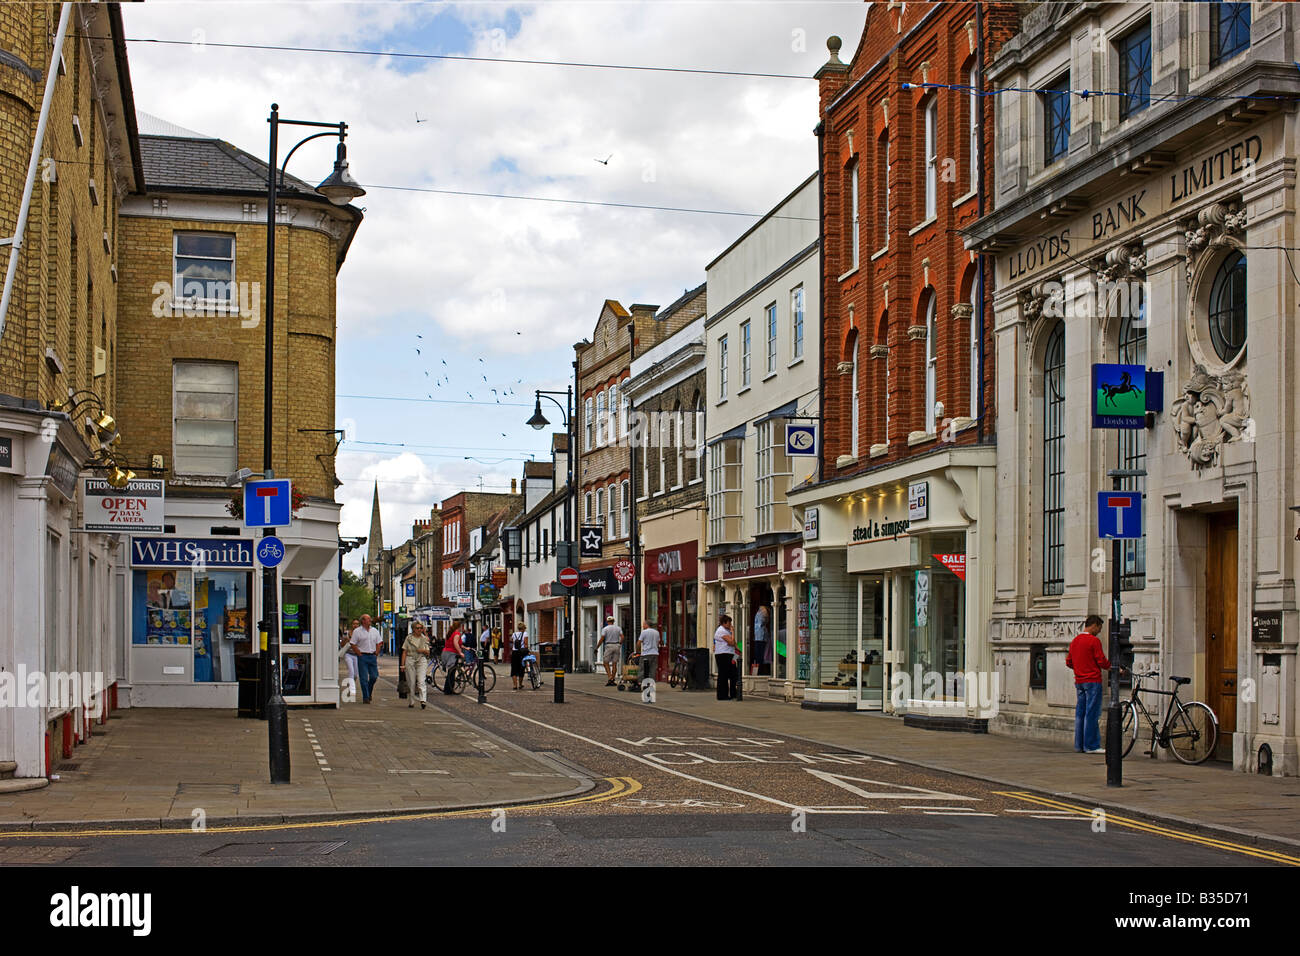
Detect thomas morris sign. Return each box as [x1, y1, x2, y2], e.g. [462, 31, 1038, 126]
[83, 478, 165, 532]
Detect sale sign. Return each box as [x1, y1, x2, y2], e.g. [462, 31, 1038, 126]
[933, 553, 966, 581]
[83, 478, 165, 532]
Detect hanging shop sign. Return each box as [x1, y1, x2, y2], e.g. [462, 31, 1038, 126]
[785, 423, 818, 457]
[46, 442, 79, 499]
[908, 481, 929, 521]
[612, 558, 637, 583]
[83, 477, 165, 532]
[803, 507, 819, 541]
[1092, 364, 1147, 429]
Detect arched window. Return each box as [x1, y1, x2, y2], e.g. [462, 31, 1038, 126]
[1043, 321, 1066, 596]
[924, 293, 938, 433]
[1208, 251, 1246, 364]
[1118, 300, 1146, 590]
[969, 281, 980, 417]
[878, 129, 890, 248]
[877, 311, 890, 446]
[849, 158, 861, 269]
[968, 62, 980, 193]
[923, 97, 938, 220]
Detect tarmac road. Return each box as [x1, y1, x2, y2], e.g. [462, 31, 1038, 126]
[0, 686, 1293, 867]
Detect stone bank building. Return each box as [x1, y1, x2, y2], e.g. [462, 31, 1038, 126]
[965, 1, 1299, 774]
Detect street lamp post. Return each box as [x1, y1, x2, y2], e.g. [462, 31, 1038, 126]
[262, 103, 364, 784]
[528, 387, 575, 671]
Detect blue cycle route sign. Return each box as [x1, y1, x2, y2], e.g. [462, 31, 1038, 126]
[256, 535, 286, 568]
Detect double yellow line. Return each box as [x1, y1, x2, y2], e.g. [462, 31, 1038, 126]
[0, 776, 641, 840]
[997, 790, 1300, 866]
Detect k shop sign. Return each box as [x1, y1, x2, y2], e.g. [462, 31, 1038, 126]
[83, 478, 165, 532]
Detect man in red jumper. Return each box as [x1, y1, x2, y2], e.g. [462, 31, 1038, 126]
[1066, 615, 1110, 753]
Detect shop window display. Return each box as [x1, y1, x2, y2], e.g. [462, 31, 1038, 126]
[905, 534, 966, 697]
[132, 569, 251, 682]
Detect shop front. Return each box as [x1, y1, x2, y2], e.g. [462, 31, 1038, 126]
[124, 496, 342, 707]
[579, 567, 633, 661]
[644, 541, 699, 683]
[791, 447, 995, 719]
[702, 540, 807, 699]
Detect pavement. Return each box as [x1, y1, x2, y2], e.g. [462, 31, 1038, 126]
[0, 660, 592, 831]
[568, 672, 1300, 849]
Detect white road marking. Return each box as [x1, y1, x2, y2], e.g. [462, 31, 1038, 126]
[509, 772, 564, 778]
[803, 769, 980, 801]
[303, 718, 331, 772]
[388, 769, 450, 775]
[921, 811, 998, 817]
[486, 704, 825, 813]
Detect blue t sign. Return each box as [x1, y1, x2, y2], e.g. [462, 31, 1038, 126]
[1098, 491, 1142, 540]
[244, 478, 293, 528]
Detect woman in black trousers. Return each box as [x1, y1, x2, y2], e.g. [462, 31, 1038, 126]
[713, 614, 738, 700]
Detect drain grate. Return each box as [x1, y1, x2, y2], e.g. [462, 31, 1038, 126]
[176, 782, 241, 796]
[203, 841, 347, 857]
[55, 763, 80, 772]
[429, 749, 488, 758]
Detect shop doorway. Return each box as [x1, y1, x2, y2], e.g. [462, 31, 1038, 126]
[856, 575, 886, 709]
[280, 581, 314, 699]
[1205, 511, 1238, 762]
[748, 582, 774, 676]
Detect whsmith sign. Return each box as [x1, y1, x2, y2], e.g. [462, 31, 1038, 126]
[130, 537, 255, 569]
[1001, 133, 1267, 285]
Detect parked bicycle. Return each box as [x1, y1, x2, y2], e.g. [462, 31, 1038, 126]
[1120, 669, 1218, 764]
[668, 650, 690, 688]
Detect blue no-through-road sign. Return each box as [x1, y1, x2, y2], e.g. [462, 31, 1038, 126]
[256, 535, 286, 568]
[244, 478, 292, 528]
[1098, 491, 1142, 540]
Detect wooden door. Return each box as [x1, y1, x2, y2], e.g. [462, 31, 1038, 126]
[1205, 513, 1238, 761]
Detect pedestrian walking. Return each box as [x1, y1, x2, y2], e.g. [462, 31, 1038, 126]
[510, 622, 529, 690]
[596, 615, 623, 686]
[402, 620, 432, 709]
[491, 627, 502, 662]
[713, 614, 738, 701]
[340, 618, 360, 700]
[348, 614, 383, 704]
[1066, 614, 1110, 753]
[442, 623, 465, 696]
[636, 619, 661, 699]
[752, 605, 771, 676]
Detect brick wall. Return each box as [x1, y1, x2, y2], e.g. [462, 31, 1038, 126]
[0, 4, 125, 417]
[115, 212, 341, 499]
[818, 1, 1019, 475]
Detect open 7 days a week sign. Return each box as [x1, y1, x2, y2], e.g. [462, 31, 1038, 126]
[83, 478, 165, 532]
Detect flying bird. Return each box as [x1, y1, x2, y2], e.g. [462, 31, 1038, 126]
[466, 392, 474, 399]
[415, 348, 420, 355]
[415, 112, 427, 124]
[482, 375, 488, 382]
[595, 154, 612, 165]
[478, 358, 484, 363]
[441, 360, 447, 366]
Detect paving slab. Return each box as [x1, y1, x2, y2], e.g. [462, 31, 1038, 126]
[0, 670, 592, 830]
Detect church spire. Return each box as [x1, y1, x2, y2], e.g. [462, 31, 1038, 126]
[366, 481, 384, 568]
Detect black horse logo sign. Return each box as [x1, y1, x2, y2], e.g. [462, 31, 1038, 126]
[1102, 370, 1143, 407]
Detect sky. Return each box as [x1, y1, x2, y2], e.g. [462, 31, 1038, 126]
[120, 0, 869, 572]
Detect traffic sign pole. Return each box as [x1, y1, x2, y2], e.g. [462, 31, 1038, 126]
[1103, 468, 1145, 788]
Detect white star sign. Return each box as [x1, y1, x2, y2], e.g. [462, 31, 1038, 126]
[581, 526, 603, 557]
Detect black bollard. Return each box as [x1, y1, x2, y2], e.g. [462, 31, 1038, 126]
[553, 669, 565, 703]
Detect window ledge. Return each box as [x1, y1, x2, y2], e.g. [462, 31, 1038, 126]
[762, 371, 778, 382]
[737, 386, 752, 396]
[907, 430, 938, 447]
[952, 188, 977, 208]
[787, 356, 805, 370]
[869, 442, 889, 458]
[909, 217, 937, 237]
[837, 266, 860, 283]
[953, 416, 977, 433]
[835, 454, 858, 469]
[716, 398, 728, 406]
[870, 245, 889, 262]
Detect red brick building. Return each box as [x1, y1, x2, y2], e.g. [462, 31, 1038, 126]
[790, 1, 1019, 719]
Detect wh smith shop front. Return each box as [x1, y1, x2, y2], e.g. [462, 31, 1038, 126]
[122, 495, 341, 708]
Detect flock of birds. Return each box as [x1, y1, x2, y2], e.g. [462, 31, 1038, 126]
[414, 333, 530, 438]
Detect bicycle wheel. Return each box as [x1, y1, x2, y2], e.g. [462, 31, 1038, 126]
[528, 664, 540, 690]
[449, 665, 468, 695]
[1119, 701, 1139, 758]
[469, 663, 496, 694]
[1167, 701, 1218, 765]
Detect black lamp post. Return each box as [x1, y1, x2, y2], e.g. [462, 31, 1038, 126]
[528, 387, 575, 672]
[262, 103, 364, 784]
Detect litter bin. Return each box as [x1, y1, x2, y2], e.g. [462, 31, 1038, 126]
[686, 647, 712, 691]
[236, 653, 264, 719]
[540, 643, 559, 670]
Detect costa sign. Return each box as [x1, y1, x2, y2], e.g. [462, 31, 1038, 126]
[83, 478, 165, 532]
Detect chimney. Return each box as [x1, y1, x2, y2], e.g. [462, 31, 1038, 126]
[511, 478, 518, 494]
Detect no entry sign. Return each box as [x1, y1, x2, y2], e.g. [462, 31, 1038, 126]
[558, 567, 580, 587]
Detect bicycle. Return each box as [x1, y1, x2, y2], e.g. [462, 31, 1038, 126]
[426, 655, 497, 695]
[668, 650, 690, 689]
[522, 653, 542, 690]
[1119, 669, 1218, 764]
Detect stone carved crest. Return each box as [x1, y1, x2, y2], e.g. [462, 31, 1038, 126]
[1019, 280, 1051, 323]
[1169, 365, 1253, 467]
[1183, 200, 1246, 285]
[1094, 243, 1147, 283]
